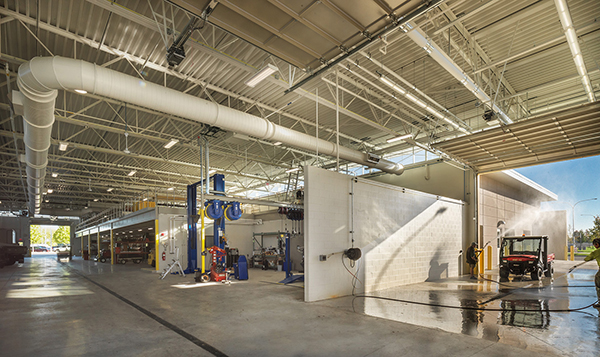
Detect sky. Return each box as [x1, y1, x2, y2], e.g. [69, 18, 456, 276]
[515, 155, 600, 231]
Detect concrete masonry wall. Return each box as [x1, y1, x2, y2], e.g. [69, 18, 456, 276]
[369, 160, 476, 275]
[478, 175, 554, 265]
[305, 166, 463, 302]
[0, 217, 30, 246]
[534, 210, 568, 260]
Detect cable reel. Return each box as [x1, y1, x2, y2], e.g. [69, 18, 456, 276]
[344, 248, 362, 261]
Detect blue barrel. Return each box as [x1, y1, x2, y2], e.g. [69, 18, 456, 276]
[235, 255, 248, 280]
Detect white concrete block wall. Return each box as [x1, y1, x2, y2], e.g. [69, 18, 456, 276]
[305, 166, 463, 302]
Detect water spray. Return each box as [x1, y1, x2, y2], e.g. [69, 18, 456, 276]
[568, 261, 589, 273]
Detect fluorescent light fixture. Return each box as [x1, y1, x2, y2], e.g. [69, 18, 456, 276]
[52, 172, 58, 178]
[386, 134, 413, 143]
[75, 89, 87, 94]
[47, 189, 53, 194]
[164, 139, 179, 149]
[379, 71, 472, 132]
[285, 167, 300, 173]
[167, 187, 174, 191]
[379, 74, 406, 95]
[107, 188, 114, 192]
[245, 64, 278, 87]
[93, 198, 99, 202]
[143, 198, 148, 201]
[209, 169, 217, 174]
[128, 170, 136, 176]
[273, 141, 282, 146]
[59, 142, 68, 151]
[554, 0, 596, 102]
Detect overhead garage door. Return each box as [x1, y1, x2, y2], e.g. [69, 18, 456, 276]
[433, 102, 600, 173]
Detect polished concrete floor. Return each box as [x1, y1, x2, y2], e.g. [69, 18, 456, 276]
[1, 253, 598, 356]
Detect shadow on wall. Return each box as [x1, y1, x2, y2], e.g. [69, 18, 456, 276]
[426, 248, 449, 282]
[360, 200, 442, 255]
[371, 207, 448, 289]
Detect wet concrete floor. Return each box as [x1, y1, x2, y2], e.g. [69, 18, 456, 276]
[1, 254, 598, 356]
[335, 259, 600, 356]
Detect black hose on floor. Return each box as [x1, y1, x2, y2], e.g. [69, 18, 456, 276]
[352, 294, 599, 313]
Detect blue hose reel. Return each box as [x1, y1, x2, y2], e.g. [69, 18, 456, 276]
[204, 200, 224, 220]
[225, 202, 242, 221]
[205, 200, 242, 221]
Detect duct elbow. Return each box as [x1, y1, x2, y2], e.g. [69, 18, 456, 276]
[18, 56, 95, 99]
[375, 161, 404, 175]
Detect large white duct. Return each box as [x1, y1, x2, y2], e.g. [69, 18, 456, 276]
[14, 57, 404, 215]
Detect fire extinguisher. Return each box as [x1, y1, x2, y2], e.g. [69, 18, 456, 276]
[162, 252, 166, 261]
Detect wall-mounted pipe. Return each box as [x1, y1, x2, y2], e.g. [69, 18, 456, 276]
[14, 57, 404, 216]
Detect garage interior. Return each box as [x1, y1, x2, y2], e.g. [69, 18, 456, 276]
[1, 0, 599, 356]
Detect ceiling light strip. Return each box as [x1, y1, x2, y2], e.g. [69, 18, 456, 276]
[378, 73, 469, 135]
[386, 134, 413, 143]
[554, 0, 596, 102]
[245, 64, 278, 88]
[164, 139, 179, 149]
[360, 51, 468, 127]
[404, 24, 513, 125]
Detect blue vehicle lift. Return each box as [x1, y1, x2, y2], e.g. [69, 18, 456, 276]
[186, 174, 242, 274]
[279, 232, 304, 285]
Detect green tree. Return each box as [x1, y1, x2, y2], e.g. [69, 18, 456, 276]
[52, 226, 70, 245]
[590, 215, 600, 242]
[30, 225, 43, 244]
[574, 229, 591, 243]
[30, 225, 54, 246]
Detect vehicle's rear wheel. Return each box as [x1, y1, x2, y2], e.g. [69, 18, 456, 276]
[531, 267, 542, 280]
[133, 259, 141, 264]
[120, 259, 126, 265]
[500, 268, 509, 280]
[100, 257, 106, 263]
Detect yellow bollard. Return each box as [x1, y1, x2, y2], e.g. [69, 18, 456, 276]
[570, 246, 575, 261]
[479, 248, 485, 275]
[487, 245, 492, 270]
[565, 246, 568, 261]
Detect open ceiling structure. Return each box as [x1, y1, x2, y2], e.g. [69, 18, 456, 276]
[0, 0, 598, 218]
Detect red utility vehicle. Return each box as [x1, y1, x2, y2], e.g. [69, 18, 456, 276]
[499, 235, 554, 281]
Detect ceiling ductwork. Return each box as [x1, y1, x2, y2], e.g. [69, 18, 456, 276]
[13, 57, 404, 215]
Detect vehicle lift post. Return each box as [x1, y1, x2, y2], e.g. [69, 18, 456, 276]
[186, 179, 204, 274]
[187, 174, 227, 274]
[279, 232, 304, 284]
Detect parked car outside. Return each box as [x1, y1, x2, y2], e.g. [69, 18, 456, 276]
[52, 244, 70, 252]
[32, 244, 51, 252]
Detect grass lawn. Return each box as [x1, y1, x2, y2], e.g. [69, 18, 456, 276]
[574, 246, 596, 256]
